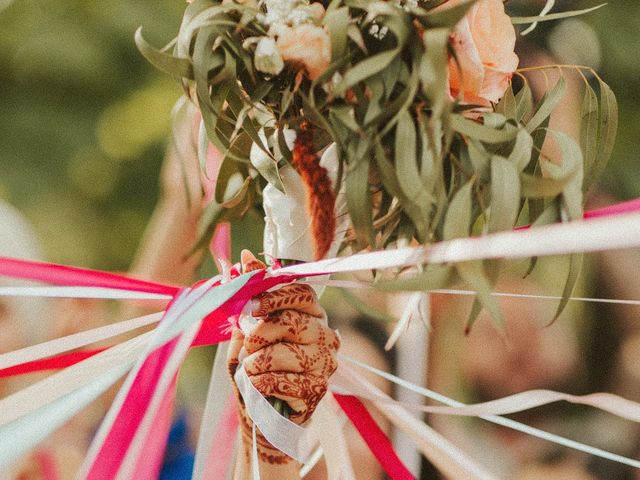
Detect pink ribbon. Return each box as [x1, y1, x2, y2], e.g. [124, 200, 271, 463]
[85, 337, 181, 479]
[333, 394, 415, 480]
[0, 256, 180, 296]
[131, 376, 178, 479]
[0, 348, 107, 378]
[584, 197, 640, 219]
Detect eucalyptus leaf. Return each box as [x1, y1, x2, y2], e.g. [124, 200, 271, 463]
[346, 152, 374, 248]
[451, 114, 518, 144]
[336, 50, 399, 94]
[489, 157, 521, 232]
[135, 28, 193, 79]
[457, 261, 504, 332]
[541, 130, 584, 220]
[444, 181, 473, 240]
[511, 4, 606, 24]
[375, 265, 453, 292]
[420, 0, 477, 28]
[515, 82, 534, 124]
[580, 82, 599, 191]
[508, 128, 533, 172]
[526, 76, 566, 133]
[550, 253, 583, 324]
[585, 78, 618, 192]
[324, 7, 349, 62]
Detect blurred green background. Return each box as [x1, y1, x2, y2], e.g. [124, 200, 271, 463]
[0, 0, 638, 270]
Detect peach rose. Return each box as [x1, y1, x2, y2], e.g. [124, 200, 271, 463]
[276, 24, 331, 80]
[445, 0, 519, 105]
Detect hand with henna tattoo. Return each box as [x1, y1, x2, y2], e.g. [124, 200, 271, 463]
[228, 250, 340, 479]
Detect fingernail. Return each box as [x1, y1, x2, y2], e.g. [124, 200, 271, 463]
[241, 250, 256, 266]
[250, 298, 262, 314]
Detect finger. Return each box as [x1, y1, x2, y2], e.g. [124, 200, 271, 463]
[241, 250, 266, 274]
[244, 311, 339, 355]
[252, 284, 323, 317]
[248, 371, 329, 424]
[243, 343, 338, 377]
[227, 328, 245, 377]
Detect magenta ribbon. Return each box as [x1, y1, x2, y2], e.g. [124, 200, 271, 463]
[334, 394, 415, 480]
[0, 256, 180, 296]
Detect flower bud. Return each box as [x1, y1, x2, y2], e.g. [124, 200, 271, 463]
[254, 36, 284, 76]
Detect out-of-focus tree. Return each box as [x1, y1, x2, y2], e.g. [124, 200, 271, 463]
[0, 0, 184, 269]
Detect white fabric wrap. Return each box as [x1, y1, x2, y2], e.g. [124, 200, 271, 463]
[260, 140, 349, 262]
[234, 365, 315, 463]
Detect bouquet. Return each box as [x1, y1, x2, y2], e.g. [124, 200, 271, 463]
[136, 0, 617, 327]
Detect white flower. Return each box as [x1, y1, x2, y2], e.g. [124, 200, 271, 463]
[254, 36, 284, 75]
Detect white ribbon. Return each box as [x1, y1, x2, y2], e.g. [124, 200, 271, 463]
[0, 311, 163, 371]
[277, 212, 640, 277]
[0, 286, 172, 300]
[192, 342, 235, 480]
[233, 365, 315, 463]
[0, 331, 152, 469]
[339, 355, 640, 469]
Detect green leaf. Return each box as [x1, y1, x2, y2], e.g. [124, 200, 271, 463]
[508, 128, 533, 172]
[489, 157, 521, 232]
[457, 261, 504, 332]
[451, 114, 519, 144]
[374, 140, 429, 240]
[580, 82, 599, 192]
[324, 7, 349, 62]
[550, 253, 583, 324]
[515, 82, 534, 124]
[496, 85, 517, 120]
[135, 28, 194, 79]
[541, 130, 584, 220]
[420, 0, 477, 28]
[375, 265, 453, 292]
[330, 106, 360, 133]
[466, 141, 490, 180]
[444, 181, 473, 240]
[395, 111, 422, 201]
[215, 154, 239, 204]
[520, 174, 571, 198]
[419, 29, 450, 116]
[511, 4, 606, 24]
[346, 148, 374, 248]
[337, 288, 396, 324]
[336, 50, 399, 94]
[222, 176, 251, 208]
[585, 78, 618, 192]
[197, 119, 210, 175]
[526, 76, 566, 133]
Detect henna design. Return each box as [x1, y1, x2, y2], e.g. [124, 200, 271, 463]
[252, 284, 323, 318]
[227, 251, 340, 466]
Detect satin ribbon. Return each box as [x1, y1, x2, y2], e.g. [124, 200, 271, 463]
[333, 394, 415, 480]
[234, 364, 315, 463]
[0, 256, 180, 295]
